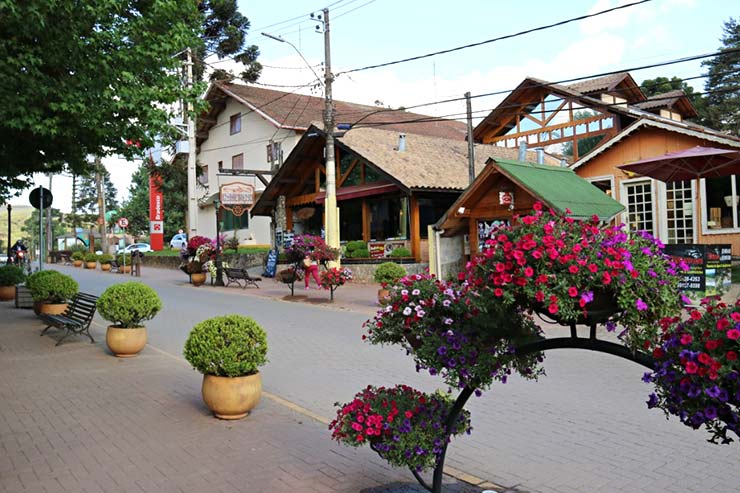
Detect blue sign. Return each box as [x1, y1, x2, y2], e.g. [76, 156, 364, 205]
[263, 249, 278, 278]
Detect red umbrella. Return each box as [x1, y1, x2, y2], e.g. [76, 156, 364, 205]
[618, 146, 740, 182]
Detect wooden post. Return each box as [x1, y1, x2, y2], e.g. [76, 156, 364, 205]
[362, 199, 370, 242]
[409, 195, 420, 262]
[468, 217, 478, 255]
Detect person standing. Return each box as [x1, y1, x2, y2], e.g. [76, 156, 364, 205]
[303, 253, 321, 290]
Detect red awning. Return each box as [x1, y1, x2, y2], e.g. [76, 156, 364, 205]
[315, 182, 400, 204]
[618, 146, 740, 182]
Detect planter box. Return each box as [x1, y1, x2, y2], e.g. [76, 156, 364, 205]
[15, 284, 33, 309]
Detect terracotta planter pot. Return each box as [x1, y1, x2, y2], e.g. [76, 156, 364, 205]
[191, 272, 207, 286]
[86, 262, 97, 269]
[377, 288, 391, 305]
[35, 302, 68, 316]
[106, 326, 147, 358]
[101, 264, 111, 271]
[73, 260, 83, 267]
[202, 373, 262, 420]
[121, 265, 132, 274]
[0, 285, 16, 301]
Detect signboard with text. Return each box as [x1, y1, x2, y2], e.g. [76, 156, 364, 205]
[220, 182, 255, 217]
[149, 174, 164, 250]
[664, 244, 731, 295]
[368, 240, 408, 259]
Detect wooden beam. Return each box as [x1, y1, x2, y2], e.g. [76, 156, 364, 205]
[468, 217, 478, 258]
[286, 193, 318, 207]
[362, 199, 370, 242]
[410, 195, 421, 263]
[338, 158, 359, 187]
[286, 207, 293, 230]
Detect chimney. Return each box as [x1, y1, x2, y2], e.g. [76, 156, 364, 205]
[560, 158, 568, 168]
[517, 141, 527, 161]
[535, 148, 544, 165]
[398, 133, 406, 152]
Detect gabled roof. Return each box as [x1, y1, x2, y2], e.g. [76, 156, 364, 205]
[251, 124, 558, 216]
[436, 159, 625, 236]
[198, 82, 468, 145]
[634, 90, 698, 118]
[565, 72, 646, 102]
[571, 118, 740, 171]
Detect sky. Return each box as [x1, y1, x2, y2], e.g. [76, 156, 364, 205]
[11, 0, 734, 213]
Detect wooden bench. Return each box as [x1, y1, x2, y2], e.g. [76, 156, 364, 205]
[223, 268, 261, 289]
[39, 292, 99, 346]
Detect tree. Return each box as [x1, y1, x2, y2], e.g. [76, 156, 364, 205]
[197, 0, 262, 82]
[71, 162, 119, 227]
[561, 110, 605, 159]
[0, 1, 204, 201]
[21, 208, 68, 251]
[702, 18, 740, 136]
[118, 160, 191, 239]
[639, 76, 710, 126]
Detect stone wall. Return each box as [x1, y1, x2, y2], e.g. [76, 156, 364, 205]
[275, 261, 428, 284]
[142, 253, 266, 271]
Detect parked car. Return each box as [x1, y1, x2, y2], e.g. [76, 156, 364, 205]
[170, 233, 188, 249]
[119, 243, 152, 254]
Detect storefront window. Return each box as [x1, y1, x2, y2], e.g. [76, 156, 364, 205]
[339, 155, 362, 187]
[368, 195, 407, 240]
[419, 196, 458, 238]
[704, 176, 738, 230]
[339, 199, 363, 241]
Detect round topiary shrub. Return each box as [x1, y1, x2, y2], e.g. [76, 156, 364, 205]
[389, 247, 412, 258]
[71, 251, 84, 261]
[373, 262, 406, 286]
[84, 253, 98, 263]
[0, 265, 26, 286]
[26, 270, 79, 303]
[98, 254, 114, 265]
[351, 248, 370, 259]
[345, 240, 366, 255]
[184, 314, 268, 377]
[97, 282, 162, 328]
[116, 253, 130, 266]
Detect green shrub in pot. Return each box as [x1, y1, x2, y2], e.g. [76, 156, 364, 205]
[351, 247, 370, 259]
[0, 265, 26, 286]
[97, 282, 162, 328]
[184, 314, 268, 377]
[84, 253, 98, 264]
[99, 254, 114, 265]
[373, 262, 406, 286]
[389, 247, 412, 258]
[26, 270, 79, 303]
[71, 251, 84, 262]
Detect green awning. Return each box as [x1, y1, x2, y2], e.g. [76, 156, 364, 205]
[492, 159, 625, 220]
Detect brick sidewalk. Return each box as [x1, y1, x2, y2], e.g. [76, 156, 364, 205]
[0, 303, 483, 493]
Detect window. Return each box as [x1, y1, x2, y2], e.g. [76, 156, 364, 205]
[624, 180, 654, 234]
[198, 165, 208, 185]
[222, 210, 248, 231]
[339, 199, 363, 241]
[368, 195, 407, 240]
[666, 180, 694, 243]
[232, 153, 244, 170]
[704, 176, 739, 230]
[419, 196, 457, 238]
[230, 113, 241, 135]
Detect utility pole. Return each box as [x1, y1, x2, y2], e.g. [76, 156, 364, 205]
[465, 92, 475, 185]
[95, 157, 107, 253]
[47, 174, 53, 254]
[319, 7, 340, 265]
[186, 47, 198, 237]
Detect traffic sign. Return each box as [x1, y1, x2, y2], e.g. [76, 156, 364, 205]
[117, 217, 129, 228]
[29, 186, 53, 209]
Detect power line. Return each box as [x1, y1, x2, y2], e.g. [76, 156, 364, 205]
[334, 47, 740, 124]
[332, 0, 377, 20]
[336, 0, 653, 76]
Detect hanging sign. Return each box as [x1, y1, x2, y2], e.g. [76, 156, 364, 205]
[498, 191, 513, 206]
[220, 182, 255, 217]
[149, 174, 164, 250]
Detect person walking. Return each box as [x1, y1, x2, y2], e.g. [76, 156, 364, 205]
[303, 253, 321, 290]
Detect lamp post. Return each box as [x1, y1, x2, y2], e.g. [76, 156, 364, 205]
[213, 198, 224, 286]
[6, 204, 10, 265]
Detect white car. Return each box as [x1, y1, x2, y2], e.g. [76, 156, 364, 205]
[169, 233, 188, 249]
[120, 243, 152, 254]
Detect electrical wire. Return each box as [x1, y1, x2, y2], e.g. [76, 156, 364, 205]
[336, 0, 653, 75]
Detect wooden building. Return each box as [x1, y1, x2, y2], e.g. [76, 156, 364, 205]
[471, 72, 740, 254]
[251, 125, 557, 262]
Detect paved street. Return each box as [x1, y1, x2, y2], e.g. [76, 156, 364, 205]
[7, 264, 740, 492]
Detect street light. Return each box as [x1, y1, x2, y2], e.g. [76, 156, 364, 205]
[213, 198, 224, 286]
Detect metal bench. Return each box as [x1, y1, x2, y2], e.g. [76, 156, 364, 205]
[39, 292, 99, 346]
[223, 268, 261, 289]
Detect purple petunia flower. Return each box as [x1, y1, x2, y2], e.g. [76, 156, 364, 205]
[646, 393, 659, 408]
[705, 386, 722, 399]
[636, 299, 648, 311]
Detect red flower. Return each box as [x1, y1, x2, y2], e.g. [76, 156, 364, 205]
[652, 347, 665, 359]
[680, 334, 693, 345]
[727, 329, 740, 340]
[716, 318, 730, 331]
[685, 361, 698, 374]
[698, 352, 711, 365]
[705, 340, 719, 350]
[494, 288, 504, 297]
[568, 286, 578, 297]
[727, 351, 737, 361]
[548, 303, 558, 314]
[568, 265, 579, 274]
[690, 310, 702, 320]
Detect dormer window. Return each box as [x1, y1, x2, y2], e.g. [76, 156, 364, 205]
[230, 113, 241, 135]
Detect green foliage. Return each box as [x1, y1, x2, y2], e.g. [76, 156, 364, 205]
[73, 162, 118, 224]
[0, 1, 205, 200]
[561, 110, 604, 159]
[702, 18, 740, 136]
[71, 251, 84, 261]
[389, 247, 412, 258]
[0, 265, 26, 286]
[183, 315, 268, 377]
[84, 253, 98, 263]
[97, 282, 162, 328]
[116, 253, 131, 265]
[345, 240, 366, 253]
[26, 270, 78, 303]
[21, 207, 69, 246]
[98, 254, 113, 265]
[373, 262, 406, 285]
[70, 244, 87, 253]
[225, 234, 240, 252]
[351, 248, 370, 259]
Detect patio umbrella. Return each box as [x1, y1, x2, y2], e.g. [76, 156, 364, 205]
[618, 146, 740, 182]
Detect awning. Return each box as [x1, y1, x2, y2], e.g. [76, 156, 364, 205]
[315, 182, 399, 204]
[618, 146, 740, 182]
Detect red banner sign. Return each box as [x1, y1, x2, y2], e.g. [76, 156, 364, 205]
[149, 174, 164, 250]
